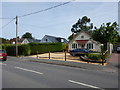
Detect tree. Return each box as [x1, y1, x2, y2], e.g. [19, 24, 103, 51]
[68, 16, 93, 41]
[116, 34, 120, 44]
[22, 32, 33, 39]
[0, 38, 9, 44]
[92, 22, 119, 45]
[71, 16, 93, 33]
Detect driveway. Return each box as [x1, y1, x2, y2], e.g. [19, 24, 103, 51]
[29, 52, 107, 66]
[108, 53, 120, 68]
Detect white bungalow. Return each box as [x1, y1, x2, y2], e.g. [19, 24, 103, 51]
[68, 31, 101, 52]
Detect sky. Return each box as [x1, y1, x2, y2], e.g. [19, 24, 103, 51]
[1, 0, 119, 40]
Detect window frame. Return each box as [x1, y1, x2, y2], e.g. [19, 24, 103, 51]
[87, 43, 93, 49]
[72, 43, 78, 49]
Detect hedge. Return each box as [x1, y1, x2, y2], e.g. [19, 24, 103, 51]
[18, 44, 31, 56]
[1, 43, 67, 56]
[87, 53, 102, 60]
[29, 43, 66, 54]
[2, 44, 31, 56]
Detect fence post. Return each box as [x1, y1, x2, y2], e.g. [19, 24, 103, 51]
[102, 53, 104, 66]
[65, 51, 66, 61]
[36, 51, 38, 59]
[87, 60, 89, 63]
[49, 51, 50, 59]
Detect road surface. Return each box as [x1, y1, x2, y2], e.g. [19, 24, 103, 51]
[1, 56, 118, 89]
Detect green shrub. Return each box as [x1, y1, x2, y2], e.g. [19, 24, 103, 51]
[6, 45, 16, 56]
[18, 44, 31, 56]
[87, 53, 102, 60]
[29, 42, 66, 54]
[2, 44, 31, 56]
[2, 44, 11, 50]
[2, 43, 66, 56]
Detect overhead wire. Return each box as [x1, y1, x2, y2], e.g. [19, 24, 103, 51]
[0, 17, 15, 19]
[18, 0, 75, 18]
[0, 18, 15, 30]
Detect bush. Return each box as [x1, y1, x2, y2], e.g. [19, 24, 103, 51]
[18, 44, 31, 56]
[2, 43, 67, 56]
[87, 53, 102, 60]
[6, 45, 16, 56]
[2, 44, 31, 56]
[29, 43, 66, 54]
[2, 44, 11, 50]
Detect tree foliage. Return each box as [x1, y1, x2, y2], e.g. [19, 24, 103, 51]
[92, 22, 119, 44]
[0, 38, 9, 44]
[22, 32, 33, 39]
[71, 16, 93, 33]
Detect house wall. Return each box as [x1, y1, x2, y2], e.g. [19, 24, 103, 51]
[22, 39, 29, 44]
[95, 43, 101, 52]
[75, 32, 90, 40]
[40, 36, 52, 43]
[107, 43, 113, 54]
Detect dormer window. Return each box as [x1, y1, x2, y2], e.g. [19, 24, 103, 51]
[81, 36, 84, 39]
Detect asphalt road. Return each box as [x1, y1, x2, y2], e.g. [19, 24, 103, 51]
[1, 56, 118, 89]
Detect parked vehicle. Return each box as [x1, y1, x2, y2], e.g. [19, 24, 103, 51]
[69, 48, 96, 56]
[0, 50, 7, 61]
[117, 46, 120, 53]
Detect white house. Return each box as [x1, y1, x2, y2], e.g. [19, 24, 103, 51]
[22, 38, 41, 44]
[68, 31, 101, 52]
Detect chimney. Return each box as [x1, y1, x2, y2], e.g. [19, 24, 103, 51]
[72, 33, 75, 39]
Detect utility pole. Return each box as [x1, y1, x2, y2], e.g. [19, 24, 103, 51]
[16, 16, 18, 57]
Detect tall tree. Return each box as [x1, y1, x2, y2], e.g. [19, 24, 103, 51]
[68, 16, 93, 41]
[22, 32, 33, 39]
[71, 16, 93, 33]
[92, 22, 119, 45]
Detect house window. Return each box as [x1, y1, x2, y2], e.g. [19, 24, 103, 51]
[72, 43, 78, 49]
[81, 36, 84, 39]
[87, 43, 93, 49]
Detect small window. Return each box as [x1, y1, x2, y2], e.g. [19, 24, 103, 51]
[81, 36, 84, 39]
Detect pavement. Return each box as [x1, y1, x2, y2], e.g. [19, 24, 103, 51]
[103, 53, 119, 72]
[18, 53, 119, 73]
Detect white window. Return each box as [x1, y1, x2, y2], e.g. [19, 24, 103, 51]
[72, 43, 78, 49]
[87, 43, 93, 49]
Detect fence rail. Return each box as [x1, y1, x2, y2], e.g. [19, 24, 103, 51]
[36, 51, 80, 61]
[36, 51, 107, 65]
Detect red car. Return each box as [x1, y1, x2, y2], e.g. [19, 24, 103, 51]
[0, 50, 7, 61]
